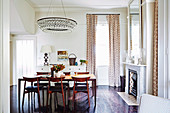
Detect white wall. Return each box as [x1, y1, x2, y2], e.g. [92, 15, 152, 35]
[13, 0, 35, 34]
[0, 0, 10, 112]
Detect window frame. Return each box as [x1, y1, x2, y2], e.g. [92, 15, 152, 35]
[12, 36, 37, 85]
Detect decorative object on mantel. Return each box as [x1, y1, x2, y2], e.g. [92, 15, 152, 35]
[37, 0, 77, 33]
[137, 58, 143, 65]
[68, 53, 77, 66]
[80, 59, 88, 65]
[40, 45, 52, 66]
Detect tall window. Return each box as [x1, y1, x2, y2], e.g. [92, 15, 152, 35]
[96, 16, 109, 66]
[14, 39, 35, 84]
[96, 15, 109, 85]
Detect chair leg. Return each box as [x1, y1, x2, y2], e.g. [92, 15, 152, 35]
[56, 93, 58, 106]
[22, 91, 25, 110]
[72, 82, 76, 108]
[28, 92, 30, 112]
[42, 89, 44, 107]
[72, 92, 75, 108]
[50, 94, 52, 110]
[46, 92, 49, 113]
[61, 90, 65, 108]
[67, 85, 70, 105]
[87, 91, 90, 107]
[64, 90, 66, 107]
[37, 91, 41, 113]
[34, 92, 35, 109]
[54, 93, 56, 110]
[31, 92, 33, 113]
[87, 82, 90, 107]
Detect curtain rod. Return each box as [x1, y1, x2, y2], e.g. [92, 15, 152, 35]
[87, 14, 120, 15]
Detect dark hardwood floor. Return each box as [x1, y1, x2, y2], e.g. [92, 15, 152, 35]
[10, 85, 138, 113]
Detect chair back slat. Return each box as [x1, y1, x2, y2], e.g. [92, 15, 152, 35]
[72, 77, 90, 82]
[37, 72, 50, 75]
[63, 72, 70, 75]
[23, 77, 39, 82]
[75, 72, 89, 75]
[47, 77, 65, 82]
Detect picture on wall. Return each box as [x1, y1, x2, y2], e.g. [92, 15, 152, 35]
[57, 50, 68, 61]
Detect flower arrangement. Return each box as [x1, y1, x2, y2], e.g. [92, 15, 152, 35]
[53, 64, 65, 73]
[80, 59, 88, 65]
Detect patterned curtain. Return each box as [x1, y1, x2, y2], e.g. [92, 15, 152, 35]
[86, 14, 98, 74]
[152, 0, 158, 96]
[107, 15, 120, 87]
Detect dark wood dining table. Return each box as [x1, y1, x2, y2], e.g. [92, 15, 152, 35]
[18, 74, 96, 113]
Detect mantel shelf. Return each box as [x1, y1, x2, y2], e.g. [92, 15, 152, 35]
[122, 62, 147, 67]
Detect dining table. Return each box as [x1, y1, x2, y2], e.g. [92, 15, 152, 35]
[18, 74, 96, 113]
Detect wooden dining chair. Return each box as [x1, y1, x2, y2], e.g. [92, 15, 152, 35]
[22, 77, 42, 112]
[55, 72, 70, 102]
[72, 76, 91, 108]
[63, 72, 70, 75]
[34, 72, 50, 107]
[46, 76, 66, 112]
[75, 72, 89, 86]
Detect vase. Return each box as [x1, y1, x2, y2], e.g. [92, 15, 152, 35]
[54, 71, 63, 77]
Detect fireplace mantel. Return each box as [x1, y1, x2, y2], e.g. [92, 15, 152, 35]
[123, 62, 146, 103]
[122, 62, 146, 67]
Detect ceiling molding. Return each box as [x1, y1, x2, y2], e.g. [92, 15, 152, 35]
[25, 0, 128, 11]
[35, 6, 128, 13]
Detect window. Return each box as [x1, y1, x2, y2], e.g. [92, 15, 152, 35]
[13, 38, 36, 84]
[96, 16, 109, 66]
[96, 15, 109, 85]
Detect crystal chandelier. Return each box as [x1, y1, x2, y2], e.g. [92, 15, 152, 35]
[37, 0, 77, 33]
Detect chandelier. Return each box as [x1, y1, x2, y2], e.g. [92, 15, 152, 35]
[37, 0, 77, 33]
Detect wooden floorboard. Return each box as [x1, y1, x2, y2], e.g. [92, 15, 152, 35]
[10, 85, 138, 113]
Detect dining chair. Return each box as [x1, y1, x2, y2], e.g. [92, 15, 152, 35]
[22, 77, 42, 112]
[34, 72, 50, 107]
[46, 76, 66, 112]
[72, 76, 91, 108]
[63, 72, 70, 75]
[75, 72, 89, 86]
[55, 72, 70, 102]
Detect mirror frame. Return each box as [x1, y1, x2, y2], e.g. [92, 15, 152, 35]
[128, 0, 142, 57]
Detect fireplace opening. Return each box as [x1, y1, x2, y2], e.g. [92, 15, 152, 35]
[128, 69, 137, 98]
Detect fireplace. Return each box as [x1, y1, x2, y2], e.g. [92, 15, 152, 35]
[128, 69, 137, 98]
[125, 63, 146, 103]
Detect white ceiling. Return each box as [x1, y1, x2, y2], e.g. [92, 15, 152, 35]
[26, 0, 129, 10]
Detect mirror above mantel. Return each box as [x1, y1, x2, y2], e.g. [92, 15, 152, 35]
[127, 0, 145, 65]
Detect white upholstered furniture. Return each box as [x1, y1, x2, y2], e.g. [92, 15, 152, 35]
[139, 94, 170, 113]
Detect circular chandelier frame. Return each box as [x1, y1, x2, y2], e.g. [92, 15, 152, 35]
[37, 17, 77, 33]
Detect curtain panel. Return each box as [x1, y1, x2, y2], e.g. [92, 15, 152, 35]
[152, 0, 158, 96]
[107, 15, 120, 87]
[86, 14, 98, 75]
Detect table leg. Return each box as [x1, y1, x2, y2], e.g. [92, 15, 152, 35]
[18, 79, 21, 113]
[94, 79, 96, 107]
[92, 81, 94, 97]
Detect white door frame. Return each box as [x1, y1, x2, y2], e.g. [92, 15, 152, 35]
[0, 0, 10, 112]
[158, 0, 169, 98]
[12, 36, 37, 85]
[168, 0, 170, 99]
